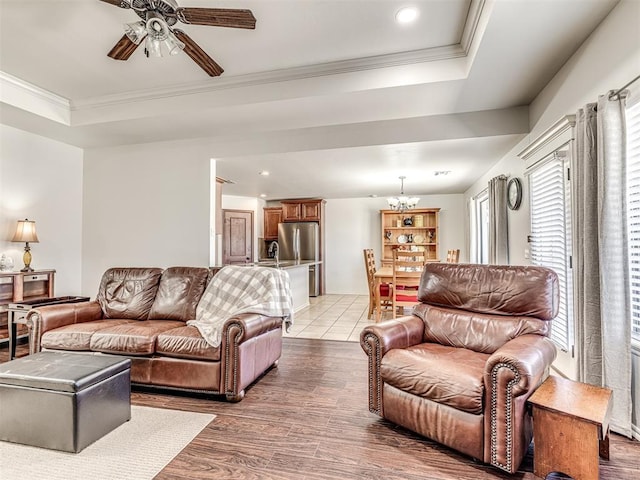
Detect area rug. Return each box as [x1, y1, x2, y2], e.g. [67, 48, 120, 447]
[0, 405, 215, 480]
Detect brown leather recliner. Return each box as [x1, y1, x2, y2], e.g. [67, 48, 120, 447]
[360, 263, 559, 473]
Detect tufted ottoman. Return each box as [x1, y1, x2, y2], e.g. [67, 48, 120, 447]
[0, 351, 131, 452]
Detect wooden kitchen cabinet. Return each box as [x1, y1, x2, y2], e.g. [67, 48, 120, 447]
[263, 207, 283, 240]
[0, 269, 55, 327]
[380, 209, 440, 266]
[281, 199, 323, 222]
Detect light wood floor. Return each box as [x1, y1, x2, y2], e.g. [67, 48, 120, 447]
[1, 333, 638, 479]
[142, 339, 640, 480]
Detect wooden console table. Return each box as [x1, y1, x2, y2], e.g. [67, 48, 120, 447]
[1, 270, 56, 326]
[528, 375, 612, 480]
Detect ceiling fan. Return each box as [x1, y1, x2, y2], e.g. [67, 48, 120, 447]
[99, 0, 256, 76]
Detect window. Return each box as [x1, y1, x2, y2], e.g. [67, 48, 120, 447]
[472, 189, 490, 264]
[626, 100, 640, 342]
[528, 149, 574, 351]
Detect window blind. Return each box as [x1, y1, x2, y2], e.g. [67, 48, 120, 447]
[626, 100, 640, 341]
[529, 156, 573, 351]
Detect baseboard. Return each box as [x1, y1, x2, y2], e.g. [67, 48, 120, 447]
[633, 423, 640, 441]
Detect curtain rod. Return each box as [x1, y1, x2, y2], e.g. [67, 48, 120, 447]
[609, 74, 640, 99]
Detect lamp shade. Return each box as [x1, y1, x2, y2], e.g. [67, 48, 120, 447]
[12, 219, 39, 243]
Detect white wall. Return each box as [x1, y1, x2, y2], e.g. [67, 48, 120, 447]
[465, 0, 640, 269]
[82, 142, 212, 295]
[463, 0, 640, 432]
[325, 194, 465, 295]
[0, 124, 83, 296]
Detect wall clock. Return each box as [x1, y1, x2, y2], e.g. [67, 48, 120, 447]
[507, 177, 523, 210]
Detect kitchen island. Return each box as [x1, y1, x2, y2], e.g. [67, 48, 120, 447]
[254, 260, 320, 312]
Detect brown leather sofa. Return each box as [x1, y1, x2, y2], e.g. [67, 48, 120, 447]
[360, 263, 559, 473]
[26, 266, 286, 401]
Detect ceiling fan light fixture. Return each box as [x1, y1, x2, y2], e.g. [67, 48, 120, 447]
[144, 36, 163, 57]
[124, 21, 147, 44]
[146, 15, 170, 41]
[165, 30, 185, 55]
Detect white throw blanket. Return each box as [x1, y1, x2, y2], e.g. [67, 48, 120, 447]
[188, 266, 293, 347]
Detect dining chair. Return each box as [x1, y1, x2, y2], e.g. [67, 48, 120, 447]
[446, 249, 460, 263]
[363, 249, 391, 319]
[391, 249, 426, 318]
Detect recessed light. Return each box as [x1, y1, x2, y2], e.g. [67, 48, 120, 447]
[259, 170, 270, 176]
[259, 194, 267, 198]
[396, 7, 419, 24]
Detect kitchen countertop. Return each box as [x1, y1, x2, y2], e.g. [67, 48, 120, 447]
[253, 260, 321, 269]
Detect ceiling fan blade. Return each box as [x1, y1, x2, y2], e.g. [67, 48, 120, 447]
[98, 0, 131, 8]
[178, 8, 256, 29]
[173, 30, 224, 77]
[107, 34, 140, 61]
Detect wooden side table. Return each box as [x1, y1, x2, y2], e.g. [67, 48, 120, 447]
[8, 296, 90, 359]
[528, 375, 612, 480]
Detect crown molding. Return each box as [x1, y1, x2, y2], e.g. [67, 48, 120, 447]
[460, 0, 486, 55]
[0, 72, 71, 124]
[3, 0, 488, 123]
[72, 0, 487, 112]
[72, 43, 467, 111]
[518, 114, 576, 161]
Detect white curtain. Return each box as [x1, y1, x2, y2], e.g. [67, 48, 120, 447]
[573, 93, 632, 437]
[488, 175, 508, 264]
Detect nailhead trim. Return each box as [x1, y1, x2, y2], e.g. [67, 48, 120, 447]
[362, 332, 382, 415]
[26, 312, 41, 355]
[490, 362, 520, 473]
[224, 322, 243, 396]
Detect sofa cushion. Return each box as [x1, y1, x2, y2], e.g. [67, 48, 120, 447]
[148, 267, 210, 322]
[156, 326, 220, 361]
[89, 320, 185, 356]
[97, 267, 163, 320]
[381, 343, 489, 415]
[41, 319, 138, 351]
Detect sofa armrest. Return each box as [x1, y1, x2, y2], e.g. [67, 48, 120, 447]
[483, 334, 556, 473]
[223, 312, 283, 344]
[27, 301, 103, 354]
[220, 313, 284, 400]
[360, 315, 425, 415]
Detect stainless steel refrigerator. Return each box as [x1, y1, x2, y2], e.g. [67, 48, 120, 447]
[278, 222, 320, 296]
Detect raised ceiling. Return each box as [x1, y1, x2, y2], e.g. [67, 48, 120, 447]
[0, 0, 620, 199]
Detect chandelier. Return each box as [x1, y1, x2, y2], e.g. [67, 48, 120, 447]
[387, 176, 419, 212]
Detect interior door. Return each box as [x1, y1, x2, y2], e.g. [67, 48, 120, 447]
[223, 209, 253, 265]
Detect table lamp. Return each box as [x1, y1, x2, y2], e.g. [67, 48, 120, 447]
[11, 219, 39, 272]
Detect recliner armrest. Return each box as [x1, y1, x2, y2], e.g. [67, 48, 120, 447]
[360, 315, 425, 356]
[484, 334, 557, 397]
[360, 315, 425, 415]
[27, 301, 103, 354]
[483, 334, 556, 473]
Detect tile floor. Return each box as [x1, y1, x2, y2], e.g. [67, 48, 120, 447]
[283, 294, 397, 342]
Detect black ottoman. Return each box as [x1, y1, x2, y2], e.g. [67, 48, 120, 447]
[0, 351, 131, 452]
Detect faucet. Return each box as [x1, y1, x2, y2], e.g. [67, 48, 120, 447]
[268, 241, 280, 266]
